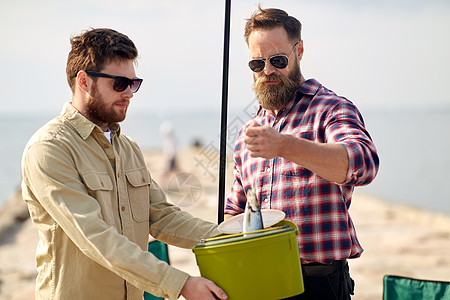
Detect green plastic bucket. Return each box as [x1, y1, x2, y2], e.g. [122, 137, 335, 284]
[192, 220, 304, 300]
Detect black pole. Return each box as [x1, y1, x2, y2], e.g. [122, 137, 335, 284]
[218, 0, 231, 224]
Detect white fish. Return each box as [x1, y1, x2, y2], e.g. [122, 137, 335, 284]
[243, 189, 264, 234]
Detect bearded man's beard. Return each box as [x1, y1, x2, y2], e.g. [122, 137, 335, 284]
[253, 63, 301, 112]
[85, 84, 127, 127]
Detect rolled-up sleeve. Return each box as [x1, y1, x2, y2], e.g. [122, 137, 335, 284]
[326, 101, 379, 186]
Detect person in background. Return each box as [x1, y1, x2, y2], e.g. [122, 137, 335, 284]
[21, 28, 227, 300]
[225, 6, 379, 300]
[160, 121, 179, 174]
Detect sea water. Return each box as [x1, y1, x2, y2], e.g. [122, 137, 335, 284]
[1, 108, 449, 215]
[359, 109, 450, 214]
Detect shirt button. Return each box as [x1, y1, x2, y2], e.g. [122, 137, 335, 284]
[121, 206, 126, 211]
[266, 167, 271, 172]
[104, 144, 109, 149]
[264, 198, 269, 203]
[142, 178, 146, 183]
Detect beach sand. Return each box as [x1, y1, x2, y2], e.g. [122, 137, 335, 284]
[1, 147, 449, 300]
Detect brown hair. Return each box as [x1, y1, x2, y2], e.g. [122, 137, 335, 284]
[244, 5, 302, 45]
[66, 28, 138, 93]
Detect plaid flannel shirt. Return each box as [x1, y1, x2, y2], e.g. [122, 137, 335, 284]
[225, 79, 379, 264]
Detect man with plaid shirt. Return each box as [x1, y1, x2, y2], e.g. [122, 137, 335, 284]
[224, 6, 379, 300]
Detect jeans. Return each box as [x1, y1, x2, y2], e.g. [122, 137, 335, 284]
[282, 262, 355, 300]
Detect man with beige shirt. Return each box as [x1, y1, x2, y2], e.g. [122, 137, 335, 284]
[21, 28, 227, 300]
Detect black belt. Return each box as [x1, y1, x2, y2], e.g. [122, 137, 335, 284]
[302, 260, 347, 277]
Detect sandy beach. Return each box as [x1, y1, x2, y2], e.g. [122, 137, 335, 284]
[1, 147, 449, 300]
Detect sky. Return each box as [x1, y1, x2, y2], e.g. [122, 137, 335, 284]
[1, 0, 450, 117]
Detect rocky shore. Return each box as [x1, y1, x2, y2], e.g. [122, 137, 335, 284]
[1, 147, 449, 300]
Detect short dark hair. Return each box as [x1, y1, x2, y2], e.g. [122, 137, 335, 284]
[244, 5, 302, 45]
[66, 28, 138, 93]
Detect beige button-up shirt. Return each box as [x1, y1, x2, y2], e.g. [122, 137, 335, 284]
[21, 103, 219, 300]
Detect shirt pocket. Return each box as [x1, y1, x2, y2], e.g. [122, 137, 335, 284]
[81, 172, 115, 225]
[280, 168, 313, 200]
[83, 172, 114, 191]
[125, 168, 151, 222]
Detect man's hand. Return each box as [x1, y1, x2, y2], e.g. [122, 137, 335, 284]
[180, 276, 228, 300]
[244, 122, 285, 159]
[244, 121, 349, 183]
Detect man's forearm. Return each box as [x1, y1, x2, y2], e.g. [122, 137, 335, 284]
[279, 134, 349, 184]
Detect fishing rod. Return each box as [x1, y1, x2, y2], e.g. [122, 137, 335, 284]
[218, 0, 231, 224]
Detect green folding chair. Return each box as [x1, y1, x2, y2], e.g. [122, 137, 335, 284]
[383, 275, 450, 300]
[144, 240, 170, 300]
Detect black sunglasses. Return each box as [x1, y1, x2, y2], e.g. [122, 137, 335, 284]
[248, 41, 299, 73]
[85, 71, 143, 93]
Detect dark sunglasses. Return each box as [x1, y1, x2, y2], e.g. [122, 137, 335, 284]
[248, 41, 299, 73]
[85, 71, 143, 93]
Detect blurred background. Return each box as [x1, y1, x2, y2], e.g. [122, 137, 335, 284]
[1, 0, 449, 215]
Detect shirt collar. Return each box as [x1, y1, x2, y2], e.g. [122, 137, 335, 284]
[299, 78, 321, 96]
[61, 102, 121, 140]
